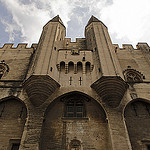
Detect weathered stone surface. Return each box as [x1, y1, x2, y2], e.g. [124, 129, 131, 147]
[0, 15, 150, 150]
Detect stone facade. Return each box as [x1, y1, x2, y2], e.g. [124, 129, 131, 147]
[0, 15, 150, 150]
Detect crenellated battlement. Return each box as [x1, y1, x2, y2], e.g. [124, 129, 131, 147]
[113, 43, 150, 52]
[0, 43, 38, 50]
[65, 38, 86, 43]
[65, 38, 87, 50]
[136, 42, 150, 52]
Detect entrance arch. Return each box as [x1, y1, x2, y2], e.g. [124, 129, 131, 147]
[124, 98, 150, 150]
[40, 91, 111, 150]
[0, 96, 27, 150]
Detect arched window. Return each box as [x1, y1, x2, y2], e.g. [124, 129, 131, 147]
[60, 61, 65, 72]
[0, 97, 27, 150]
[70, 139, 81, 150]
[124, 100, 150, 150]
[68, 61, 74, 73]
[77, 62, 82, 73]
[0, 62, 9, 79]
[86, 62, 91, 73]
[123, 69, 144, 82]
[65, 99, 85, 118]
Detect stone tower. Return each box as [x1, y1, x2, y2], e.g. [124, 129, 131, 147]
[0, 15, 150, 150]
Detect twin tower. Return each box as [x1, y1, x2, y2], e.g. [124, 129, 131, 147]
[24, 15, 127, 108]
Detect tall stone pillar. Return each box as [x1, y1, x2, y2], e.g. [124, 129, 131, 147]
[107, 109, 132, 150]
[85, 16, 123, 78]
[19, 108, 44, 150]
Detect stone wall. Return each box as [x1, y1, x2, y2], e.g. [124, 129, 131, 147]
[0, 44, 35, 80]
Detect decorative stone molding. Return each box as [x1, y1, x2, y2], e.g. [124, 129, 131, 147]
[123, 68, 145, 82]
[0, 61, 9, 78]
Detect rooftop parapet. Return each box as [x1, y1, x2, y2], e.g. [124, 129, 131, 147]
[122, 44, 134, 51]
[136, 43, 150, 52]
[0, 43, 14, 49]
[65, 38, 86, 43]
[113, 44, 135, 52]
[113, 43, 150, 52]
[65, 38, 87, 50]
[0, 43, 38, 50]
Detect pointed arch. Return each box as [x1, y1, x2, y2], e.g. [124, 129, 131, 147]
[77, 61, 83, 73]
[68, 61, 74, 73]
[40, 91, 110, 150]
[85, 61, 91, 73]
[124, 98, 150, 150]
[60, 61, 65, 72]
[0, 96, 27, 150]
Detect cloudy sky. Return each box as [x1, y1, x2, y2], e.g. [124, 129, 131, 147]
[0, 0, 150, 48]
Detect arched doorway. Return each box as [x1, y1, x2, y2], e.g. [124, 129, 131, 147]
[40, 92, 110, 150]
[124, 99, 150, 150]
[60, 61, 65, 72]
[0, 97, 27, 150]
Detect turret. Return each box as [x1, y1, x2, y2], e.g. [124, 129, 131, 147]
[85, 15, 123, 77]
[23, 15, 65, 106]
[32, 15, 66, 78]
[85, 16, 127, 107]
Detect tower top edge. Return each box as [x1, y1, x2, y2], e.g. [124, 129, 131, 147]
[85, 15, 107, 29]
[43, 15, 66, 28]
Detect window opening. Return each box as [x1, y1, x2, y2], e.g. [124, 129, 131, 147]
[11, 143, 20, 150]
[0, 62, 9, 79]
[99, 68, 101, 72]
[115, 47, 117, 53]
[50, 67, 53, 72]
[123, 69, 144, 82]
[0, 65, 5, 78]
[77, 62, 82, 73]
[86, 62, 91, 73]
[60, 61, 65, 72]
[82, 57, 85, 61]
[68, 62, 74, 73]
[65, 99, 84, 118]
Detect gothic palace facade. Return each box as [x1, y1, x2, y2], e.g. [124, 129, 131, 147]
[0, 15, 150, 150]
